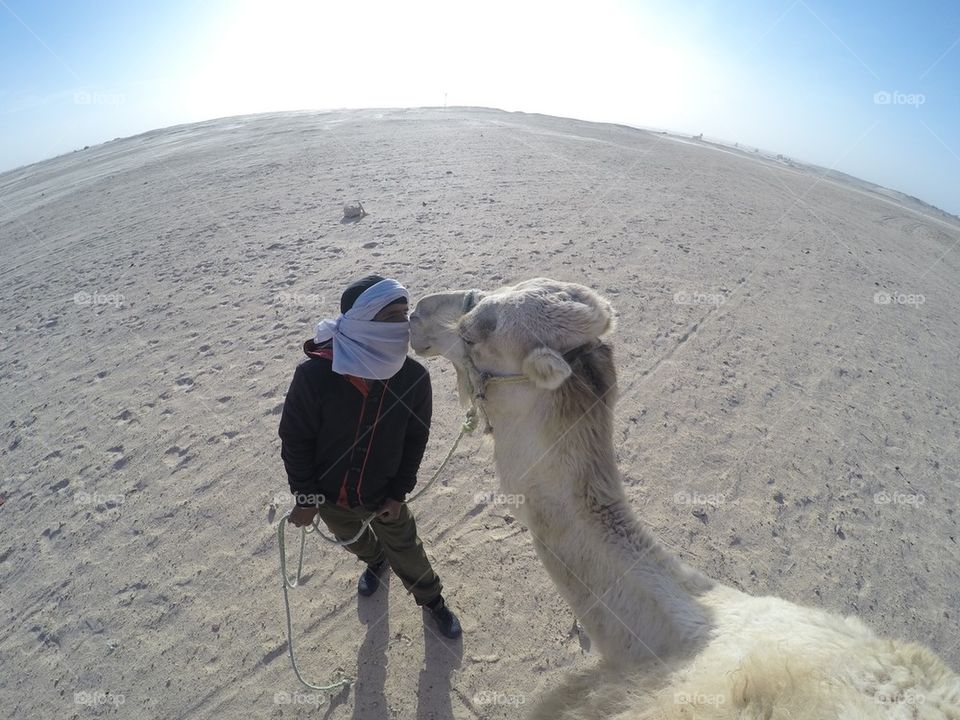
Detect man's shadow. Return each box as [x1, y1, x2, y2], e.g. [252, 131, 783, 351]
[416, 610, 463, 720]
[350, 575, 391, 720]
[337, 573, 463, 720]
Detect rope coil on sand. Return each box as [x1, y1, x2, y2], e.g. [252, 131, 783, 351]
[277, 405, 481, 693]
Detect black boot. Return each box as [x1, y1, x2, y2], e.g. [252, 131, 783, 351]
[426, 597, 462, 639]
[357, 561, 386, 597]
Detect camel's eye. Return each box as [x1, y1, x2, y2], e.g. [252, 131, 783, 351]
[461, 336, 475, 347]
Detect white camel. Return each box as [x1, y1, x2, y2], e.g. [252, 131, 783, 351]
[410, 278, 959, 719]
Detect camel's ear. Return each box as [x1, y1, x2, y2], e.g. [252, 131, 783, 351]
[523, 347, 572, 390]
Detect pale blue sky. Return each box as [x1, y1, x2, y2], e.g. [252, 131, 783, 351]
[1, 0, 958, 213]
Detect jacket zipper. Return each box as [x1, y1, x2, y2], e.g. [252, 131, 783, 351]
[339, 399, 367, 507]
[356, 380, 389, 507]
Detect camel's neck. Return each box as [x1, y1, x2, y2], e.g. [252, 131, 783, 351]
[484, 383, 714, 666]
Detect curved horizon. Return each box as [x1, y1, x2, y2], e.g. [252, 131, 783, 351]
[4, 104, 958, 221]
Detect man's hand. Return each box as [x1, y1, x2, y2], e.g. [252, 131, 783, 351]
[288, 505, 320, 527]
[376, 499, 404, 522]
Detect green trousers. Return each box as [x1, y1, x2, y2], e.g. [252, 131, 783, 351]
[316, 502, 442, 606]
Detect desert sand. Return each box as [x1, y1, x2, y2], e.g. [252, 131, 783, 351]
[1, 107, 958, 719]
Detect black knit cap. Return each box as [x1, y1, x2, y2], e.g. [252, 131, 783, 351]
[340, 274, 407, 313]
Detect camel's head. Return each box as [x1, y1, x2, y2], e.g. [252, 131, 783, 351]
[411, 278, 615, 403]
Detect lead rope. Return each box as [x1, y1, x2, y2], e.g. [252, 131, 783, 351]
[277, 404, 481, 693]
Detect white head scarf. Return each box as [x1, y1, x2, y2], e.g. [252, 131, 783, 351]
[314, 278, 410, 379]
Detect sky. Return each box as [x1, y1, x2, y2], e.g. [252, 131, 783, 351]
[1, 0, 958, 214]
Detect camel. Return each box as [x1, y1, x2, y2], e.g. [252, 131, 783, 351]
[409, 278, 959, 719]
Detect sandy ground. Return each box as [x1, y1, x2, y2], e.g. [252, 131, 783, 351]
[1, 107, 958, 719]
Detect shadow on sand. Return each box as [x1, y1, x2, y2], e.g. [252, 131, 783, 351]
[416, 613, 463, 720]
[344, 574, 392, 720]
[319, 571, 465, 720]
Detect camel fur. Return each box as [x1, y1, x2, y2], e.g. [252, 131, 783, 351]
[409, 277, 960, 719]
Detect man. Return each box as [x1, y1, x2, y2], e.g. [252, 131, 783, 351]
[278, 275, 461, 639]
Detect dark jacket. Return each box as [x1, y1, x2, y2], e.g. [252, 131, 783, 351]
[278, 339, 432, 510]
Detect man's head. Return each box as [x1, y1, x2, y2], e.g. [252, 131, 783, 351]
[315, 275, 411, 380]
[341, 274, 409, 322]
